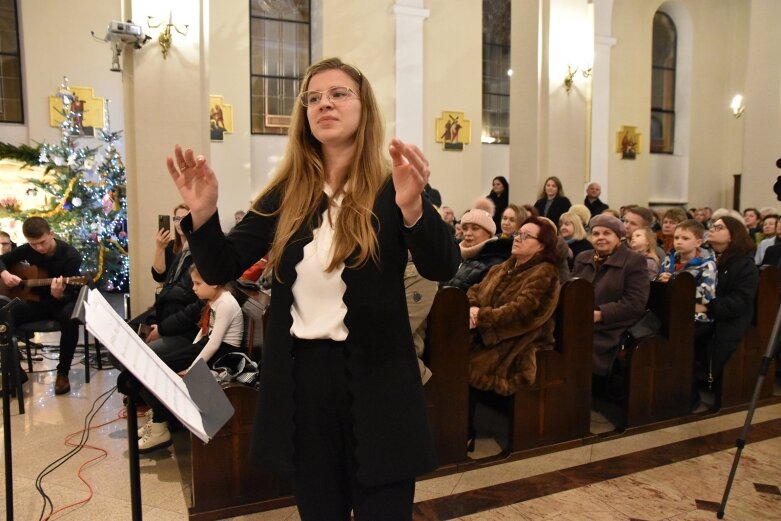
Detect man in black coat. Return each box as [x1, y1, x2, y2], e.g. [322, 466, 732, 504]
[584, 182, 609, 217]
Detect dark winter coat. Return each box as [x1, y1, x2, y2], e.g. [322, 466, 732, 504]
[703, 253, 758, 378]
[151, 245, 202, 339]
[467, 256, 560, 395]
[572, 244, 649, 375]
[534, 195, 572, 226]
[183, 179, 459, 486]
[441, 237, 512, 292]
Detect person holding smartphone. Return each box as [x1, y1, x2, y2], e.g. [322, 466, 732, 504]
[126, 203, 202, 354]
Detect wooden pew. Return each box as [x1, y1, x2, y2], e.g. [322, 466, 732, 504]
[720, 264, 780, 408]
[622, 272, 696, 428]
[423, 286, 471, 469]
[509, 278, 594, 451]
[189, 290, 294, 520]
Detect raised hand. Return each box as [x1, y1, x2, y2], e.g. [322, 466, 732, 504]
[166, 144, 219, 229]
[155, 228, 172, 250]
[389, 138, 428, 226]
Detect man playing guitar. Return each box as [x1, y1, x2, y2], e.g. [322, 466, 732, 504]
[0, 217, 82, 395]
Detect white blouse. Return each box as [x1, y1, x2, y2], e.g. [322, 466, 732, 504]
[188, 290, 244, 370]
[289, 186, 349, 341]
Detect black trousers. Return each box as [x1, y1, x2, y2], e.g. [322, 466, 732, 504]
[292, 339, 415, 521]
[12, 298, 78, 376]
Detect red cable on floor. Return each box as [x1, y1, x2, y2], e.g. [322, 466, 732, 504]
[41, 407, 146, 521]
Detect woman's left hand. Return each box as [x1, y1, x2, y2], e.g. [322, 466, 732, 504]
[389, 138, 428, 225]
[469, 306, 479, 329]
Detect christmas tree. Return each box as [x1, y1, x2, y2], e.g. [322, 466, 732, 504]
[28, 77, 129, 291]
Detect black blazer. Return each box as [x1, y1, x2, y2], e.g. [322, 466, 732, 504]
[184, 179, 460, 486]
[534, 195, 572, 226]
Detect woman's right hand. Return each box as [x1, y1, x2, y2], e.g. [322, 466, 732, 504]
[166, 144, 218, 229]
[155, 228, 172, 250]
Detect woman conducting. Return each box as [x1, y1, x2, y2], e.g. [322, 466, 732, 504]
[466, 216, 562, 445]
[166, 58, 459, 520]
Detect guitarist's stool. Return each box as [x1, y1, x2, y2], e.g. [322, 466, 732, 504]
[16, 320, 100, 383]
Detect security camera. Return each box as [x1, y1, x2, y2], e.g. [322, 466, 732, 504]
[91, 20, 151, 72]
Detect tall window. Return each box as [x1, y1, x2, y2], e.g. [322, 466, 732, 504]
[650, 11, 676, 154]
[482, 0, 510, 144]
[250, 0, 310, 135]
[0, 0, 23, 123]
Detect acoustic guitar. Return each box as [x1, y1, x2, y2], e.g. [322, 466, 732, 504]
[0, 263, 87, 302]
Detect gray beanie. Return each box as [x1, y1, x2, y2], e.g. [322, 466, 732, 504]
[589, 214, 625, 238]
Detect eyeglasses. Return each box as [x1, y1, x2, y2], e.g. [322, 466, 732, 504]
[512, 231, 539, 241]
[710, 223, 726, 231]
[299, 86, 358, 107]
[173, 216, 184, 222]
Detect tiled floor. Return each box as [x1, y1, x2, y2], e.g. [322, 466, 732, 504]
[2, 346, 781, 521]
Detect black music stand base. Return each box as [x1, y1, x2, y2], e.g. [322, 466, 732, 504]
[117, 370, 143, 521]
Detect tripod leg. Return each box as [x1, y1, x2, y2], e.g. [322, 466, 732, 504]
[717, 305, 781, 518]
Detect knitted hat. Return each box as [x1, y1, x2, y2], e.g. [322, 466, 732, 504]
[461, 208, 497, 236]
[589, 214, 625, 238]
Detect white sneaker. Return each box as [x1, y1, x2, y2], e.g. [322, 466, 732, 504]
[137, 409, 154, 438]
[138, 422, 172, 453]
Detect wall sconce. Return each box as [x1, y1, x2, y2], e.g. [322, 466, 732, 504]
[564, 65, 592, 95]
[147, 13, 189, 59]
[730, 94, 745, 118]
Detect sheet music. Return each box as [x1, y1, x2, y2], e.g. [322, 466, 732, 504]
[84, 289, 209, 442]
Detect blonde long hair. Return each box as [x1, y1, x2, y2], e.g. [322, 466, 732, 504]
[252, 58, 388, 274]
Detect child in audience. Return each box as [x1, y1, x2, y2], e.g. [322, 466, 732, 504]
[629, 228, 661, 279]
[656, 220, 716, 323]
[137, 264, 244, 453]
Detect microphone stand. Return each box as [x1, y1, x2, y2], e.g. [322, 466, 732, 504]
[717, 299, 781, 518]
[117, 372, 143, 521]
[1, 297, 22, 521]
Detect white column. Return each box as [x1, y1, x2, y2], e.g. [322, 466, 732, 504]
[393, 0, 429, 144]
[590, 0, 615, 203]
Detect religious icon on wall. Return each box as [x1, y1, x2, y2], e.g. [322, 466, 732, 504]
[49, 86, 104, 137]
[435, 111, 471, 151]
[209, 95, 234, 142]
[616, 125, 641, 160]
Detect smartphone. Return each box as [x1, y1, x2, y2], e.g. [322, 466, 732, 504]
[158, 214, 171, 233]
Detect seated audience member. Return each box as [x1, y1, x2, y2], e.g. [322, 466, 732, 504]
[558, 211, 592, 270]
[568, 204, 591, 230]
[137, 265, 244, 452]
[623, 205, 665, 260]
[539, 217, 572, 283]
[129, 203, 203, 353]
[584, 182, 608, 217]
[694, 208, 709, 228]
[466, 216, 562, 445]
[657, 220, 716, 323]
[534, 176, 572, 226]
[405, 253, 438, 384]
[572, 214, 649, 377]
[743, 207, 762, 243]
[498, 204, 527, 238]
[629, 228, 661, 279]
[0, 231, 16, 254]
[657, 207, 688, 255]
[761, 218, 781, 266]
[754, 214, 779, 264]
[440, 206, 456, 227]
[441, 209, 511, 292]
[692, 217, 758, 406]
[0, 217, 81, 395]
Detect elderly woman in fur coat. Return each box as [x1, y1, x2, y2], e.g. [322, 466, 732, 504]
[466, 216, 562, 447]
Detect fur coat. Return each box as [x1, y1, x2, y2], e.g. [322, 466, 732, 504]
[466, 256, 560, 395]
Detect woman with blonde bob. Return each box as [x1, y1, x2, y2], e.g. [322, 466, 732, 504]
[558, 211, 592, 270]
[166, 58, 459, 520]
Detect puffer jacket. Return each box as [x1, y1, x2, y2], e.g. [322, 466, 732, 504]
[441, 237, 512, 292]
